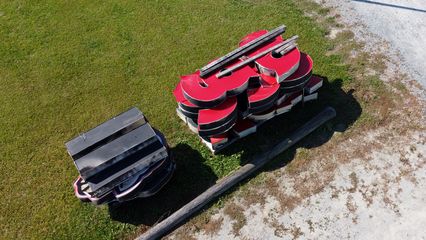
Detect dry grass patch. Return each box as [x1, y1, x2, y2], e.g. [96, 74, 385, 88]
[202, 216, 224, 236]
[223, 202, 247, 236]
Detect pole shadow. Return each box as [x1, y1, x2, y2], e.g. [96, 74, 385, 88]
[352, 0, 426, 13]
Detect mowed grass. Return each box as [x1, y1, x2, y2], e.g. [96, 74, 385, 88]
[0, 0, 352, 239]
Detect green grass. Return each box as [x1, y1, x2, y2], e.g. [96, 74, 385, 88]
[0, 0, 357, 239]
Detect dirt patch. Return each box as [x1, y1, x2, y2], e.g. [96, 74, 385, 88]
[202, 216, 223, 236]
[348, 172, 358, 193]
[223, 202, 247, 236]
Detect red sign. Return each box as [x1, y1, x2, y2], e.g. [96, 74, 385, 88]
[173, 28, 320, 145]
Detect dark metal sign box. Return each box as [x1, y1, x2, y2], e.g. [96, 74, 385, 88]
[65, 107, 169, 198]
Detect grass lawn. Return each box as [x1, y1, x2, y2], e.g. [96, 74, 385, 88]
[0, 0, 361, 239]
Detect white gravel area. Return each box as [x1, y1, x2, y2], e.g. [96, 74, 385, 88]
[190, 131, 426, 240]
[318, 0, 426, 96]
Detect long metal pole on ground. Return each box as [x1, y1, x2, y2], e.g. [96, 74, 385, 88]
[136, 106, 336, 240]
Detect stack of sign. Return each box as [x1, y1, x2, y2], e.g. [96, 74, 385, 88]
[173, 25, 323, 153]
[65, 107, 175, 205]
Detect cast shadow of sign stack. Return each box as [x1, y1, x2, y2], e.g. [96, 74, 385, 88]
[222, 75, 362, 170]
[109, 75, 361, 229]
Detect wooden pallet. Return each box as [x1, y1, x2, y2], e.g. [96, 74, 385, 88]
[176, 77, 322, 153]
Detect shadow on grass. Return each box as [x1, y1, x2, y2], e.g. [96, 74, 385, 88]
[262, 76, 361, 171]
[109, 143, 218, 226]
[220, 75, 361, 168]
[109, 75, 361, 228]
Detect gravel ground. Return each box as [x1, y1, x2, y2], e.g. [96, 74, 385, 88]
[172, 131, 426, 240]
[318, 0, 426, 97]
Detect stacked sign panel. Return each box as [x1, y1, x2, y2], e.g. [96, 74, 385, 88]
[66, 108, 175, 205]
[173, 26, 323, 153]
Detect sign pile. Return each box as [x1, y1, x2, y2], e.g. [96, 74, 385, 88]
[65, 108, 175, 205]
[173, 25, 323, 152]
